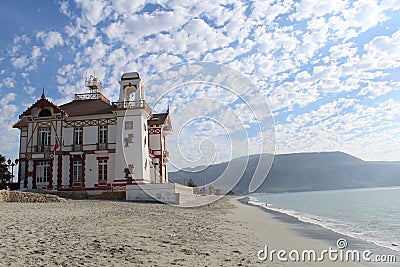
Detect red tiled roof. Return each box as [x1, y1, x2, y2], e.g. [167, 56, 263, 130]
[13, 118, 28, 128]
[60, 99, 114, 116]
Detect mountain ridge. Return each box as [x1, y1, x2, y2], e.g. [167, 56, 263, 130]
[168, 152, 400, 194]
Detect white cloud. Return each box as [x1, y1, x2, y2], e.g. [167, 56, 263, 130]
[380, 0, 400, 10]
[2, 77, 15, 88]
[252, 0, 295, 23]
[36, 31, 64, 50]
[0, 93, 19, 153]
[124, 9, 187, 39]
[342, 0, 387, 32]
[329, 42, 358, 60]
[65, 17, 98, 45]
[291, 0, 347, 20]
[23, 86, 36, 95]
[275, 98, 400, 160]
[74, 0, 112, 25]
[31, 46, 41, 60]
[364, 29, 400, 60]
[359, 81, 399, 98]
[59, 1, 72, 18]
[110, 0, 146, 16]
[11, 55, 29, 69]
[11, 35, 30, 57]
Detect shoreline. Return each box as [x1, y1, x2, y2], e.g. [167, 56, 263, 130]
[237, 196, 400, 266]
[229, 197, 365, 266]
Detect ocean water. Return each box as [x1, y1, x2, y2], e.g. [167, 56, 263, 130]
[249, 187, 400, 253]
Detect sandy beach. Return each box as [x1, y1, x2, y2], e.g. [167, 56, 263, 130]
[0, 196, 364, 266]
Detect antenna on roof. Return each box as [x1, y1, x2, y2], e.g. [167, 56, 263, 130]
[85, 74, 103, 94]
[41, 87, 45, 99]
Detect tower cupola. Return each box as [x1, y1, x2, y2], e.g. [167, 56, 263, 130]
[118, 72, 145, 102]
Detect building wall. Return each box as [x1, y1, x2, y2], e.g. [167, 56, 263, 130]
[114, 115, 127, 181]
[149, 131, 161, 153]
[116, 109, 152, 183]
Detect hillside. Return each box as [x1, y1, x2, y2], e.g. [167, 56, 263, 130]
[168, 152, 400, 194]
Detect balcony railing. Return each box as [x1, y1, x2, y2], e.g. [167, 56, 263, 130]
[97, 143, 108, 151]
[112, 100, 152, 115]
[73, 144, 83, 151]
[35, 145, 51, 152]
[74, 92, 110, 104]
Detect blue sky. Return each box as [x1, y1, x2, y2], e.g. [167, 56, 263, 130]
[1, 0, 400, 167]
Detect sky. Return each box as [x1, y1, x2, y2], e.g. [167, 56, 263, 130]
[1, 0, 400, 169]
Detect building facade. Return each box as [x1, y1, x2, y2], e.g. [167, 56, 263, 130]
[13, 72, 172, 192]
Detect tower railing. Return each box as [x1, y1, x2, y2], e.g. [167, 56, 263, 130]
[74, 92, 110, 104]
[112, 100, 152, 115]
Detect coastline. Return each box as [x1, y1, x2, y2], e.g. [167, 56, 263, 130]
[229, 197, 365, 266]
[238, 196, 399, 266]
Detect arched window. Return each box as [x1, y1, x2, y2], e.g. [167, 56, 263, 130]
[38, 109, 52, 117]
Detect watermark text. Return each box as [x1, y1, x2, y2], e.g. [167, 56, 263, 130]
[257, 238, 397, 263]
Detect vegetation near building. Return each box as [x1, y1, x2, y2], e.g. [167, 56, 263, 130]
[187, 178, 197, 187]
[0, 154, 12, 187]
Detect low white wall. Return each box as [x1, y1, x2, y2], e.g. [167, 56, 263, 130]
[126, 183, 179, 204]
[174, 183, 194, 195]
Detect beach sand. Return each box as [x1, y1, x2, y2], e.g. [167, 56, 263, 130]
[0, 197, 364, 266]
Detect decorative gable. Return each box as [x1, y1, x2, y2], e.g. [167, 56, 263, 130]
[19, 92, 66, 118]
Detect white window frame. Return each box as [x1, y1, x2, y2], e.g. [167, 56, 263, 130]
[38, 127, 51, 146]
[73, 160, 82, 182]
[36, 161, 50, 184]
[74, 127, 83, 145]
[99, 125, 107, 144]
[98, 160, 107, 181]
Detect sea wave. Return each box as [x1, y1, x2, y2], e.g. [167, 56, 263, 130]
[245, 196, 400, 253]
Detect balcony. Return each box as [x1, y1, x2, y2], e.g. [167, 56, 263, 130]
[35, 145, 51, 152]
[112, 100, 152, 115]
[73, 144, 83, 151]
[74, 92, 110, 104]
[97, 143, 108, 151]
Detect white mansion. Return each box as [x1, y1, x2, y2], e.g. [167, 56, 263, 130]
[13, 72, 173, 194]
